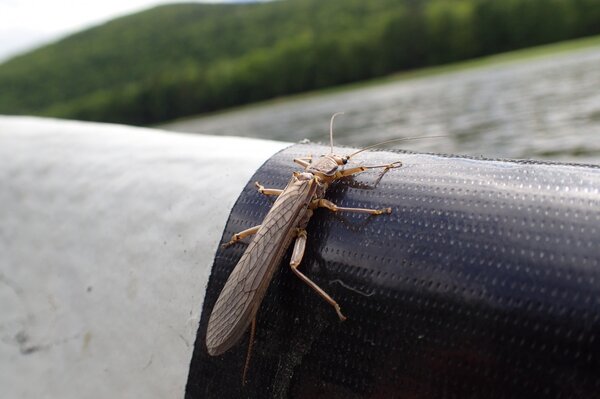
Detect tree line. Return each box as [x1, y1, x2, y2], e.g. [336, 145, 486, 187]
[1, 0, 599, 125]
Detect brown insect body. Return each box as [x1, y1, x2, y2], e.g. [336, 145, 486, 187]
[206, 155, 344, 356]
[205, 114, 419, 361]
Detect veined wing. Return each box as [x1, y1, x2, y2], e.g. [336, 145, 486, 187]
[206, 174, 317, 356]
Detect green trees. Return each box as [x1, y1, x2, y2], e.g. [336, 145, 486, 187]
[1, 0, 599, 125]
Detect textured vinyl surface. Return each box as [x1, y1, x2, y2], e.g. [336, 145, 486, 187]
[187, 144, 600, 399]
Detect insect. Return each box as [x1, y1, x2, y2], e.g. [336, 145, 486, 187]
[205, 113, 415, 380]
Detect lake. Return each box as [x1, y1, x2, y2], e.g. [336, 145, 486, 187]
[162, 46, 600, 165]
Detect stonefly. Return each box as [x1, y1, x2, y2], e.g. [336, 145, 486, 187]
[206, 113, 438, 382]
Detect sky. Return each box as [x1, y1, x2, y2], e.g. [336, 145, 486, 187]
[0, 0, 254, 63]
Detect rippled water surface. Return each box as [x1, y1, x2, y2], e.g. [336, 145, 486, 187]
[163, 47, 600, 164]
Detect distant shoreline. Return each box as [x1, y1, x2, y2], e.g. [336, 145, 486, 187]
[160, 34, 600, 127]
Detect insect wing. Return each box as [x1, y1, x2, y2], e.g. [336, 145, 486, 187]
[206, 177, 316, 356]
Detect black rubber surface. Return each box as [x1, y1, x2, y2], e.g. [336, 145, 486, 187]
[187, 143, 600, 399]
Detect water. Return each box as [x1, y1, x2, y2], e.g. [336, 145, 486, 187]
[162, 46, 600, 164]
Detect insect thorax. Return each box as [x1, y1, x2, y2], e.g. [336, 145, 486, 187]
[307, 156, 339, 178]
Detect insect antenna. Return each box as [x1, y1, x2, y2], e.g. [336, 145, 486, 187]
[329, 112, 345, 154]
[346, 135, 447, 160]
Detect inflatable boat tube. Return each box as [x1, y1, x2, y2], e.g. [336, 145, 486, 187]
[0, 116, 287, 398]
[1, 116, 599, 398]
[189, 144, 600, 398]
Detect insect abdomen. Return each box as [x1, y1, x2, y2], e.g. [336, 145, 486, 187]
[206, 176, 317, 355]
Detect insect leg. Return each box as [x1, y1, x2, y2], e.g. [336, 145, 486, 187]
[254, 182, 283, 196]
[336, 161, 403, 178]
[290, 229, 347, 321]
[242, 316, 257, 385]
[312, 198, 391, 215]
[222, 225, 261, 247]
[293, 157, 312, 168]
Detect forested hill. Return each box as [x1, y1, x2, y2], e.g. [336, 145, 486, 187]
[1, 0, 599, 125]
